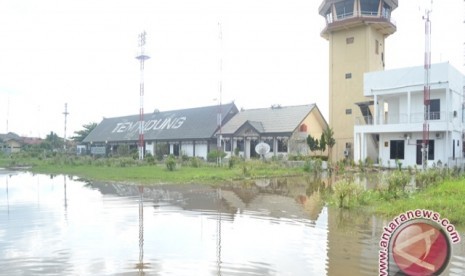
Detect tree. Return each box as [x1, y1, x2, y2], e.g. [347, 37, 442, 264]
[72, 122, 98, 142]
[44, 131, 63, 150]
[306, 135, 319, 155]
[323, 127, 336, 161]
[319, 132, 327, 155]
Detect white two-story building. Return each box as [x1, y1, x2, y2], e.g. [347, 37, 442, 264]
[354, 62, 465, 168]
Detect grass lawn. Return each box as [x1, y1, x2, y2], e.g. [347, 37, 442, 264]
[373, 178, 465, 226]
[28, 160, 306, 185]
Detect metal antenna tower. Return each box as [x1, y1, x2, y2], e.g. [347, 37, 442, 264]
[136, 31, 150, 160]
[217, 22, 223, 166]
[6, 96, 9, 133]
[63, 103, 69, 150]
[422, 7, 432, 169]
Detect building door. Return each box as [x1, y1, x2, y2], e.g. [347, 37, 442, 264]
[416, 140, 435, 165]
[173, 144, 180, 156]
[250, 139, 259, 158]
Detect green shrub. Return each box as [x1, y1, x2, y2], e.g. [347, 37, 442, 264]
[378, 170, 411, 200]
[207, 149, 227, 163]
[333, 179, 363, 208]
[190, 157, 202, 168]
[145, 154, 155, 165]
[303, 160, 313, 172]
[415, 168, 443, 188]
[228, 156, 241, 169]
[165, 155, 177, 171]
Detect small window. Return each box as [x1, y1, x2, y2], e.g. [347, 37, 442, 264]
[346, 37, 354, 44]
[384, 141, 389, 147]
[375, 40, 379, 54]
[345, 73, 352, 79]
[345, 109, 352, 115]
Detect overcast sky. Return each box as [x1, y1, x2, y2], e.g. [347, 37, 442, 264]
[0, 0, 464, 138]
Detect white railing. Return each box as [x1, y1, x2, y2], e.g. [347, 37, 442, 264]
[355, 111, 449, 126]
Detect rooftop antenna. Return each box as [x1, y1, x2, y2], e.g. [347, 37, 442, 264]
[422, 2, 432, 169]
[136, 31, 150, 160]
[63, 103, 69, 150]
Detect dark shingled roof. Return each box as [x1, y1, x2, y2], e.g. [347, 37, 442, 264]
[220, 104, 317, 136]
[83, 103, 238, 143]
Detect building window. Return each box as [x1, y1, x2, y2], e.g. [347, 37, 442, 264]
[264, 138, 274, 152]
[382, 3, 392, 19]
[236, 139, 244, 151]
[360, 0, 380, 16]
[277, 138, 288, 153]
[345, 73, 352, 79]
[335, 0, 354, 19]
[390, 140, 405, 160]
[429, 99, 440, 120]
[346, 37, 354, 44]
[375, 39, 379, 54]
[325, 10, 333, 24]
[345, 109, 352, 115]
[224, 139, 232, 151]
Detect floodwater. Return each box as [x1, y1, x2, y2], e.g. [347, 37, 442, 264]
[0, 172, 464, 276]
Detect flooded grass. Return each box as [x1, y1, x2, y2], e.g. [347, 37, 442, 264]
[2, 154, 465, 226]
[17, 157, 306, 184]
[373, 178, 465, 225]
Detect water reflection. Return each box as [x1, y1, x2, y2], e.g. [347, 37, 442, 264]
[216, 188, 222, 276]
[0, 172, 463, 275]
[137, 186, 146, 274]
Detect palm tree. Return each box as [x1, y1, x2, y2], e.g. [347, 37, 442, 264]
[72, 122, 98, 142]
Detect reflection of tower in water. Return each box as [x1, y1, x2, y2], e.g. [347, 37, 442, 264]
[136, 186, 146, 274]
[63, 175, 68, 222]
[5, 175, 9, 215]
[63, 176, 68, 208]
[216, 188, 222, 276]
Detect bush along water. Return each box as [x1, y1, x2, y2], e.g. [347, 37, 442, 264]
[332, 178, 363, 208]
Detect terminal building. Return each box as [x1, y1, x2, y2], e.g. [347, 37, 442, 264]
[82, 103, 328, 160]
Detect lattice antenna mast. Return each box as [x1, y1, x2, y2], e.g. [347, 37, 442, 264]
[422, 7, 432, 169]
[217, 22, 223, 166]
[136, 31, 150, 160]
[63, 103, 69, 150]
[6, 96, 9, 133]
